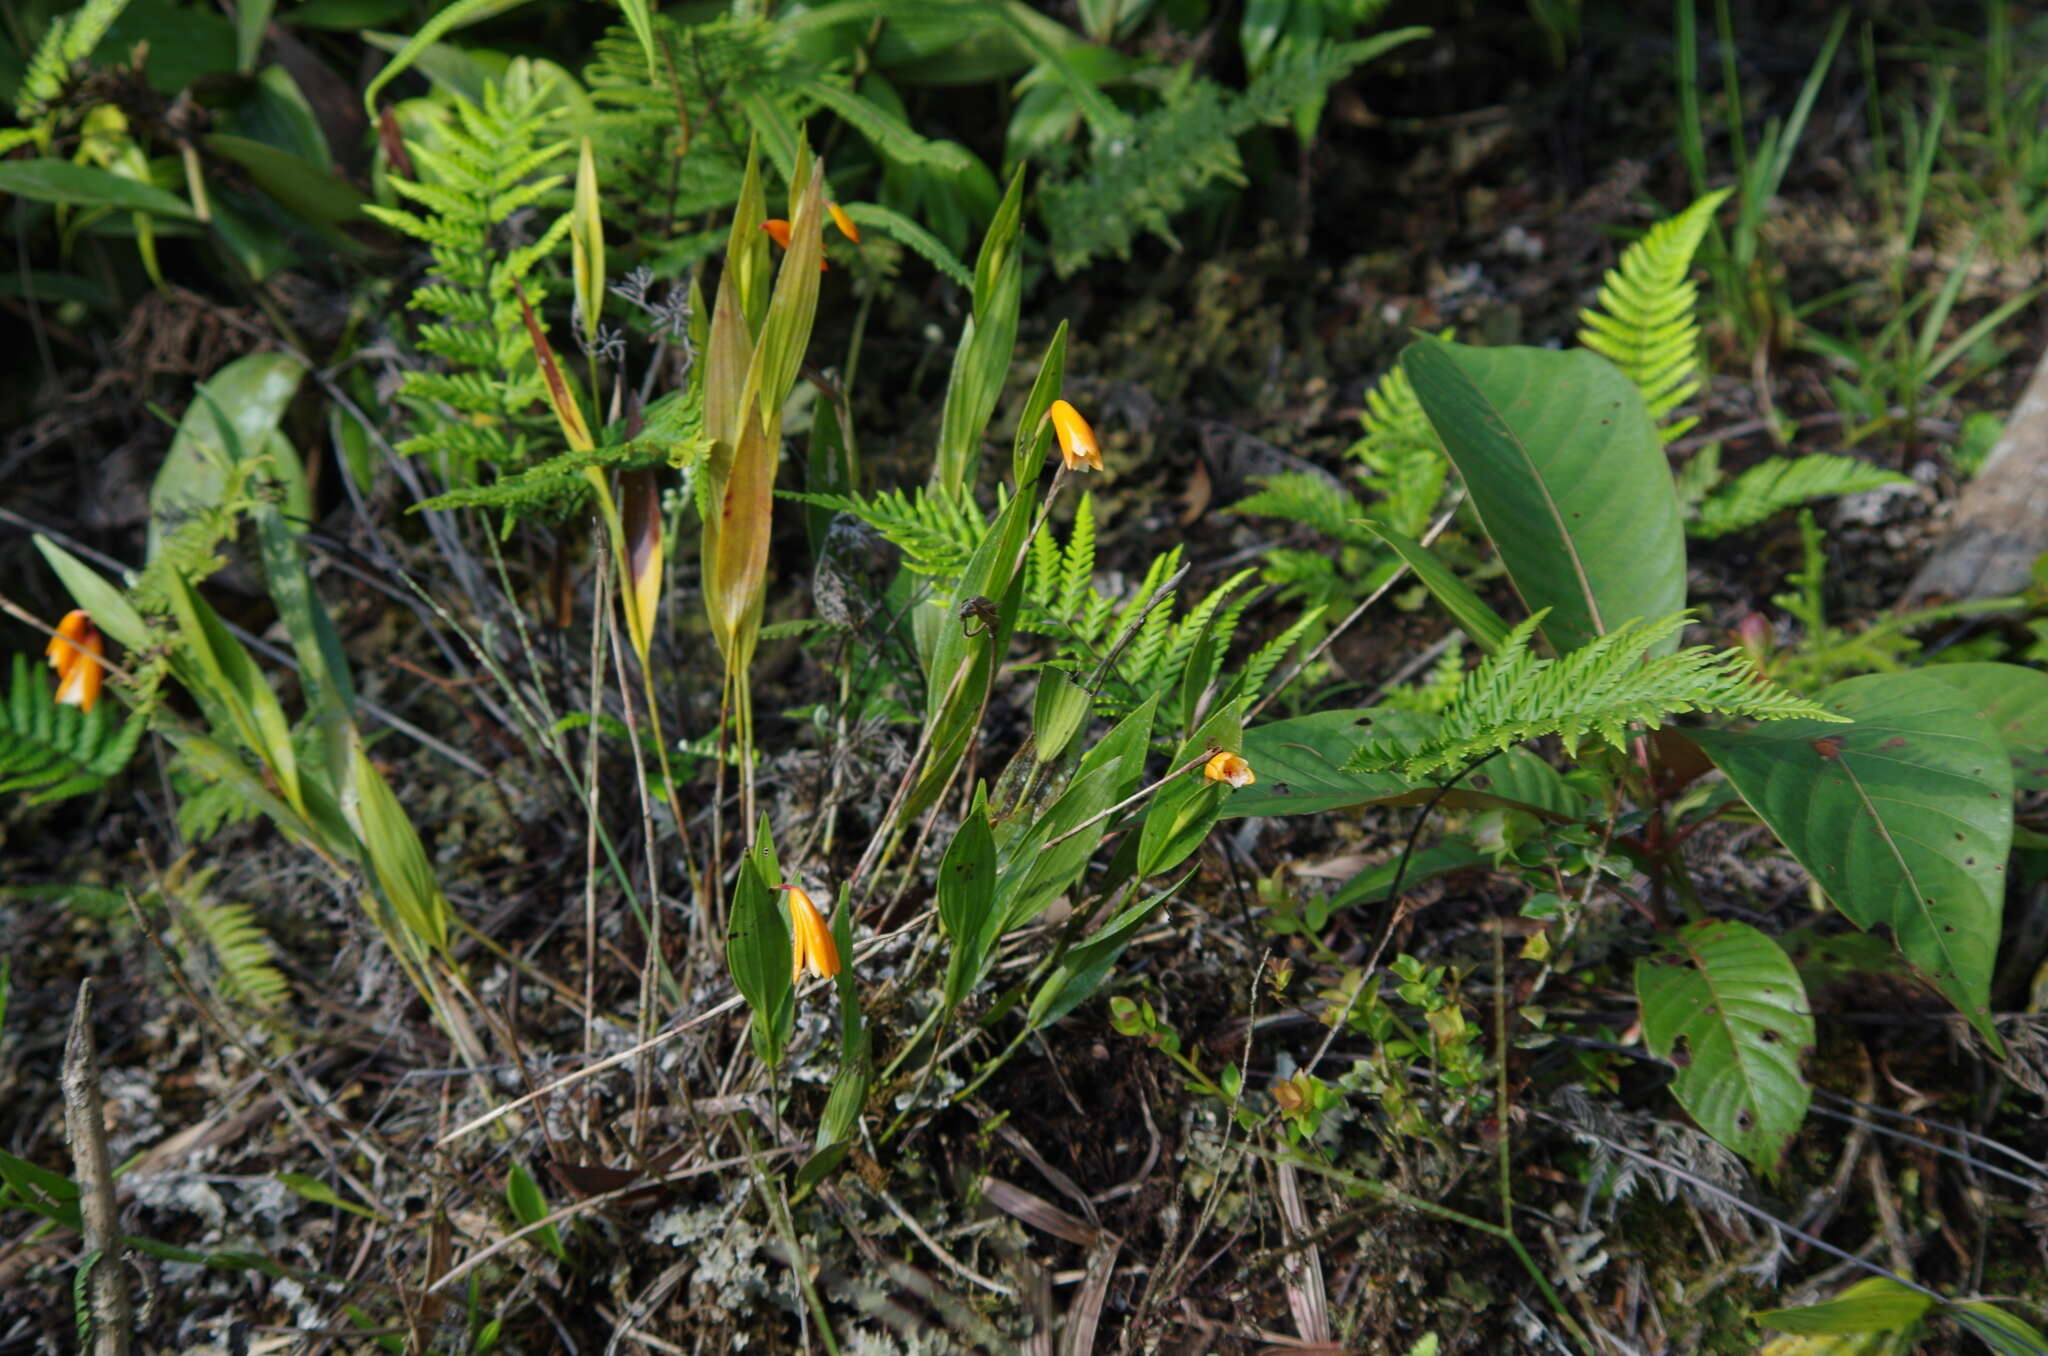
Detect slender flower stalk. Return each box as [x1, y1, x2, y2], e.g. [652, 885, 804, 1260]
[778, 884, 841, 983]
[1048, 399, 1102, 472]
[46, 609, 104, 713]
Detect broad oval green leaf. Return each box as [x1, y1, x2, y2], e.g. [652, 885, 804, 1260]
[0, 159, 195, 219]
[1689, 672, 2011, 1048]
[1635, 919, 1814, 1176]
[1400, 335, 1685, 655]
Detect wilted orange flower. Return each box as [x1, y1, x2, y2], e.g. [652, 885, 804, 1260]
[1203, 751, 1254, 788]
[761, 218, 829, 270]
[778, 884, 841, 983]
[45, 609, 104, 714]
[827, 201, 861, 243]
[1048, 399, 1102, 472]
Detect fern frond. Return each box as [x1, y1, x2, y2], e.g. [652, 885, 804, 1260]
[1041, 40, 1393, 274]
[375, 76, 574, 480]
[1231, 473, 1379, 546]
[0, 654, 142, 805]
[1690, 454, 1912, 539]
[187, 901, 289, 1010]
[786, 482, 993, 578]
[1346, 611, 1842, 778]
[14, 0, 131, 118]
[1576, 189, 1731, 441]
[417, 388, 709, 525]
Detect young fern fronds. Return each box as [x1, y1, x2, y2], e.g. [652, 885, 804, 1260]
[1232, 473, 1379, 547]
[788, 482, 995, 578]
[185, 901, 289, 1010]
[1346, 612, 1841, 778]
[1689, 453, 1911, 539]
[1041, 38, 1418, 274]
[0, 654, 142, 805]
[362, 76, 575, 479]
[1576, 189, 1731, 441]
[418, 388, 710, 528]
[13, 0, 130, 121]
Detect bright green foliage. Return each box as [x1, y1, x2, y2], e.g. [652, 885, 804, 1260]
[1636, 919, 1814, 1176]
[1686, 448, 1911, 538]
[1022, 495, 1316, 719]
[362, 78, 574, 479]
[1575, 189, 1730, 441]
[12, 0, 130, 126]
[0, 654, 141, 805]
[184, 900, 289, 1010]
[1351, 363, 1450, 537]
[1232, 473, 1379, 548]
[1345, 612, 1840, 778]
[583, 17, 793, 275]
[1040, 36, 1422, 275]
[416, 387, 709, 527]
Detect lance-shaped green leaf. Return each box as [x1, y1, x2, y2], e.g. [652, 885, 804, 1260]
[998, 696, 1156, 929]
[254, 503, 354, 722]
[341, 727, 453, 966]
[1028, 870, 1191, 1029]
[938, 799, 1001, 1007]
[505, 1161, 566, 1262]
[1401, 334, 1685, 655]
[148, 353, 310, 561]
[1754, 1278, 1933, 1337]
[934, 169, 1025, 494]
[0, 159, 194, 218]
[164, 571, 301, 816]
[1689, 672, 2011, 1049]
[1363, 521, 1511, 655]
[1636, 919, 1814, 1176]
[34, 538, 148, 653]
[1012, 322, 1067, 491]
[570, 136, 604, 352]
[1137, 699, 1246, 878]
[1032, 667, 1090, 763]
[726, 821, 792, 1068]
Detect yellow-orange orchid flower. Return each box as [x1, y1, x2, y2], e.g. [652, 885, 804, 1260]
[778, 884, 841, 983]
[45, 609, 104, 714]
[1049, 399, 1102, 472]
[761, 219, 829, 270]
[1203, 751, 1254, 788]
[827, 201, 861, 243]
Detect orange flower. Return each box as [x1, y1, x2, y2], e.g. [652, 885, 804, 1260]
[1203, 751, 1254, 788]
[827, 201, 861, 243]
[45, 609, 104, 714]
[778, 884, 841, 983]
[1048, 399, 1102, 472]
[761, 219, 829, 270]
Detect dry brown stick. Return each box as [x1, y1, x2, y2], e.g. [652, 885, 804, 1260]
[62, 980, 133, 1355]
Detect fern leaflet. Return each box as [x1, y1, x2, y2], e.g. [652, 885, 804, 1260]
[1345, 612, 1841, 778]
[0, 654, 142, 805]
[1576, 189, 1731, 441]
[1690, 453, 1911, 539]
